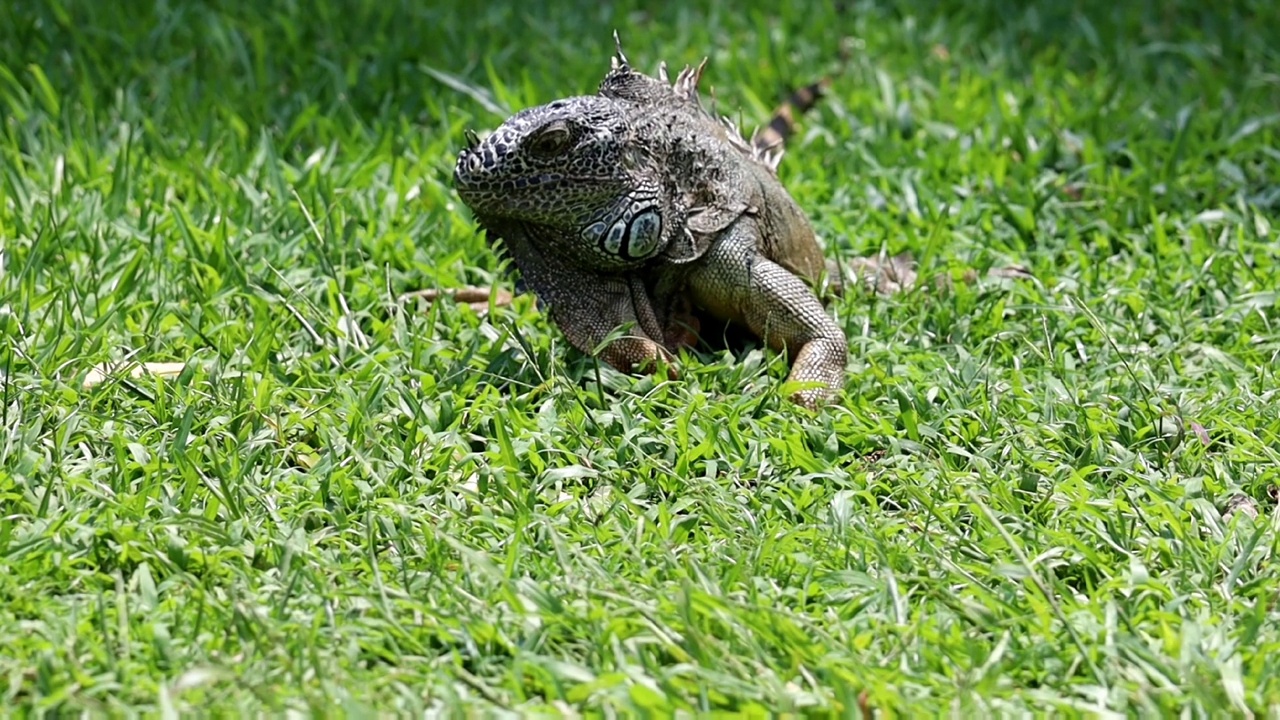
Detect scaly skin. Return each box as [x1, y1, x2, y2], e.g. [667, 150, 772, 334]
[453, 37, 847, 408]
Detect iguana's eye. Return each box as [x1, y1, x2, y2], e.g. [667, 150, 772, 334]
[526, 122, 572, 156]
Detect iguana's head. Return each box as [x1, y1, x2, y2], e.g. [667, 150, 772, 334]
[459, 86, 690, 268]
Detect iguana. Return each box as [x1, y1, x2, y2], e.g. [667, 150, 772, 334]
[452, 37, 847, 408]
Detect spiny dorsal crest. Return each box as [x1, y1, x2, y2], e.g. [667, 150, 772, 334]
[610, 30, 628, 71]
[604, 32, 785, 173]
[673, 58, 708, 106]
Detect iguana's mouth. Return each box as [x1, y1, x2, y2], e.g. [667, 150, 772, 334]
[454, 172, 566, 195]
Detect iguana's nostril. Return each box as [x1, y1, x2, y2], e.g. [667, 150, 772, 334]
[461, 152, 482, 175]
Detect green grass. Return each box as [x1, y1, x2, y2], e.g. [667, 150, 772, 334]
[2, 0, 1279, 714]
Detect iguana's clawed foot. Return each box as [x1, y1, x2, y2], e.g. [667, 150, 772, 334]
[785, 338, 848, 409]
[600, 337, 679, 380]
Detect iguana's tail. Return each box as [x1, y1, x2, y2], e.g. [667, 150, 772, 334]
[751, 78, 833, 156]
[750, 37, 855, 160]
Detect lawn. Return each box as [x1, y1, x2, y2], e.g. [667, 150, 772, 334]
[2, 0, 1279, 715]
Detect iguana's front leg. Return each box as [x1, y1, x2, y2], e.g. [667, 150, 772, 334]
[684, 217, 847, 408]
[548, 272, 674, 375]
[490, 220, 674, 375]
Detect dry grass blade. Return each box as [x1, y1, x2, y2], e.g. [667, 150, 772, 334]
[82, 361, 189, 387]
[400, 286, 515, 314]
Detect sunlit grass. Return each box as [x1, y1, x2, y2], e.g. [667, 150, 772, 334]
[1, 0, 1278, 714]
